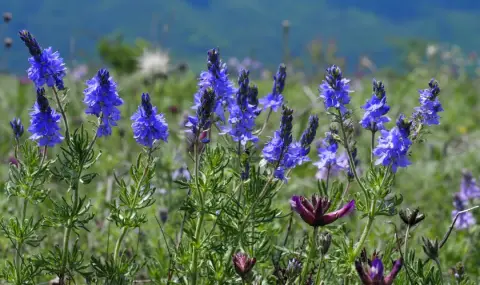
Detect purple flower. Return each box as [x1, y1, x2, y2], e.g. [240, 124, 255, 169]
[259, 64, 287, 111]
[83, 69, 124, 137]
[192, 48, 235, 121]
[131, 93, 169, 147]
[414, 79, 443, 126]
[19, 30, 66, 90]
[360, 79, 391, 132]
[373, 115, 412, 172]
[290, 195, 354, 227]
[319, 65, 352, 115]
[459, 170, 480, 200]
[232, 252, 256, 279]
[222, 70, 258, 145]
[28, 88, 64, 147]
[355, 252, 402, 285]
[452, 193, 476, 230]
[10, 118, 24, 139]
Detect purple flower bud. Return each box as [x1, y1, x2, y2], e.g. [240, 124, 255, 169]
[290, 195, 355, 227]
[232, 252, 256, 279]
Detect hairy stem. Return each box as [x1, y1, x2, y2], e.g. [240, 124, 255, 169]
[315, 253, 324, 285]
[370, 130, 375, 164]
[403, 225, 410, 262]
[352, 201, 375, 258]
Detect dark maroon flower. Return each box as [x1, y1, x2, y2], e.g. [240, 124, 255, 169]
[232, 252, 256, 279]
[355, 250, 402, 285]
[290, 195, 354, 227]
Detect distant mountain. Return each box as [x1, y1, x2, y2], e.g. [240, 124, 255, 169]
[2, 0, 480, 74]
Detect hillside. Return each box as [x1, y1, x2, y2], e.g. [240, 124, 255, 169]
[2, 0, 480, 73]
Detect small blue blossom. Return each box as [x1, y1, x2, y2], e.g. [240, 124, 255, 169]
[414, 79, 443, 126]
[131, 93, 169, 147]
[192, 48, 235, 121]
[360, 79, 390, 132]
[373, 115, 412, 173]
[223, 70, 258, 145]
[259, 64, 287, 112]
[452, 193, 476, 230]
[84, 69, 124, 137]
[19, 30, 66, 89]
[28, 88, 64, 147]
[172, 165, 191, 181]
[459, 170, 480, 200]
[10, 118, 24, 139]
[314, 131, 348, 179]
[300, 115, 319, 153]
[319, 65, 352, 115]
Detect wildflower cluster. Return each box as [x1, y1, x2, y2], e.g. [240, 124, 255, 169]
[4, 30, 477, 285]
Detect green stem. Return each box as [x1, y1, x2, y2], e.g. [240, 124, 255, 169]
[337, 110, 367, 194]
[370, 131, 375, 164]
[256, 108, 273, 136]
[15, 199, 29, 284]
[315, 253, 324, 285]
[403, 225, 410, 260]
[300, 227, 318, 284]
[59, 132, 98, 282]
[190, 142, 204, 285]
[352, 216, 374, 259]
[434, 258, 444, 284]
[113, 227, 128, 263]
[52, 86, 70, 142]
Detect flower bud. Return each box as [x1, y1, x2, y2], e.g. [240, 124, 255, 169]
[158, 207, 168, 223]
[285, 258, 302, 281]
[318, 232, 332, 255]
[421, 237, 439, 261]
[232, 252, 256, 280]
[399, 208, 425, 227]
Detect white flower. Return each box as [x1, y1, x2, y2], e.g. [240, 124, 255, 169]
[426, 44, 438, 58]
[137, 48, 170, 75]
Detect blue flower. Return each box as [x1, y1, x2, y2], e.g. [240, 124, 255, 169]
[263, 106, 293, 180]
[19, 30, 66, 89]
[28, 88, 64, 147]
[10, 118, 24, 139]
[186, 87, 216, 141]
[459, 170, 480, 200]
[319, 65, 352, 115]
[373, 115, 412, 172]
[263, 106, 315, 181]
[84, 69, 124, 137]
[314, 131, 348, 178]
[192, 48, 235, 121]
[259, 64, 287, 112]
[360, 79, 390, 132]
[223, 70, 259, 145]
[131, 93, 169, 147]
[414, 79, 443, 126]
[452, 193, 476, 230]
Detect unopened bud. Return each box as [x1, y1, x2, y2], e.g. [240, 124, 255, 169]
[421, 237, 439, 261]
[232, 252, 256, 280]
[285, 258, 302, 281]
[318, 232, 332, 255]
[399, 208, 425, 227]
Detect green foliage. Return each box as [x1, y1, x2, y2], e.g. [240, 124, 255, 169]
[97, 35, 149, 75]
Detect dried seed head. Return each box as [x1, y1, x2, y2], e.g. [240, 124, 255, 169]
[4, 37, 12, 48]
[3, 12, 12, 23]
